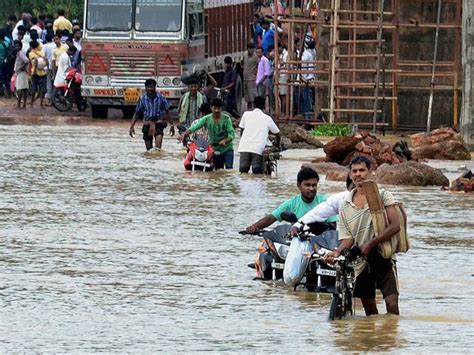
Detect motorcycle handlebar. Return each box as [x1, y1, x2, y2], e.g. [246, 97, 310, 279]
[238, 230, 263, 236]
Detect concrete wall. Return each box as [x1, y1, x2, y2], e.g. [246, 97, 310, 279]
[461, 0, 474, 150]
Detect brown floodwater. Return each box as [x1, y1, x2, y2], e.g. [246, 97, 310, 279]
[0, 124, 473, 352]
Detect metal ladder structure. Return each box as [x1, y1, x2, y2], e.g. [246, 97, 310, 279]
[273, 0, 461, 131]
[273, 0, 397, 131]
[324, 0, 397, 132]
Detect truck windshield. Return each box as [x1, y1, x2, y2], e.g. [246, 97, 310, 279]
[86, 0, 132, 31]
[135, 0, 183, 32]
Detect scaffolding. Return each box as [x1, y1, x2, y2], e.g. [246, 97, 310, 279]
[272, 0, 462, 131]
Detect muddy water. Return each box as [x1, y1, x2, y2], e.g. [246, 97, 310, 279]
[0, 125, 473, 352]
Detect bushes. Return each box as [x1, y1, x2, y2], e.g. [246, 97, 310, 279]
[311, 123, 353, 137]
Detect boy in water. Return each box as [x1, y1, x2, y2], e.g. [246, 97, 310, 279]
[129, 78, 171, 151]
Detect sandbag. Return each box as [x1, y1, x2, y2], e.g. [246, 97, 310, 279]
[283, 237, 312, 287]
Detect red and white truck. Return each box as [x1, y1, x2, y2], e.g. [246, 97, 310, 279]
[81, 0, 253, 118]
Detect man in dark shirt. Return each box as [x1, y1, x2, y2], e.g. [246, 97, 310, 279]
[129, 78, 171, 151]
[4, 15, 16, 40]
[221, 56, 238, 116]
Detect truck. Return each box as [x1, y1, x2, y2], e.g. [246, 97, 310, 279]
[81, 0, 253, 118]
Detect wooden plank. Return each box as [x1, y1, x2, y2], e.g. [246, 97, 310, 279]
[372, 0, 385, 133]
[321, 108, 382, 113]
[398, 61, 454, 67]
[277, 119, 389, 126]
[337, 39, 386, 44]
[398, 72, 454, 77]
[337, 54, 394, 58]
[325, 24, 396, 29]
[398, 22, 461, 29]
[335, 82, 394, 87]
[320, 8, 393, 15]
[328, 0, 340, 123]
[335, 95, 398, 100]
[335, 68, 401, 73]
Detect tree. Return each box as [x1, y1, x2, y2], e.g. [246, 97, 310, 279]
[0, 0, 83, 23]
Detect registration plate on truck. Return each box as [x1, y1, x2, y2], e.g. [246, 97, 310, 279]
[124, 88, 140, 102]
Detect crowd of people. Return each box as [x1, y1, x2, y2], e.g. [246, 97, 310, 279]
[127, 70, 402, 317]
[0, 10, 82, 108]
[129, 76, 281, 173]
[246, 11, 318, 118]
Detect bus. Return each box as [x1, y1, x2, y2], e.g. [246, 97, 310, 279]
[81, 0, 253, 118]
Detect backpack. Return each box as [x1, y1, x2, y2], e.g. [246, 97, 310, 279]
[1, 41, 16, 65]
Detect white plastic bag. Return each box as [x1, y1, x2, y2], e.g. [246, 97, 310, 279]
[283, 237, 313, 287]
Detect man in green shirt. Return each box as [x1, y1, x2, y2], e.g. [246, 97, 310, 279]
[179, 98, 235, 169]
[245, 166, 338, 233]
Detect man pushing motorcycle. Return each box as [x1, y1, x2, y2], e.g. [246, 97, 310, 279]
[325, 156, 401, 316]
[178, 98, 235, 170]
[245, 166, 338, 233]
[244, 166, 338, 279]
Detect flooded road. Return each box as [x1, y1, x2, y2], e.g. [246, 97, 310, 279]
[0, 124, 473, 352]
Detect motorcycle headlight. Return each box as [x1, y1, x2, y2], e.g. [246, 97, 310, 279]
[277, 244, 289, 259]
[195, 150, 205, 161]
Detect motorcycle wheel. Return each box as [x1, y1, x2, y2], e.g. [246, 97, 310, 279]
[329, 294, 343, 320]
[305, 270, 318, 292]
[52, 88, 73, 112]
[344, 290, 353, 316]
[270, 162, 277, 177]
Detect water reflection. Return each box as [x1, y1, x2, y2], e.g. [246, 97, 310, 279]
[332, 315, 404, 352]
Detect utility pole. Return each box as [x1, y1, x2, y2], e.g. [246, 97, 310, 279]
[461, 0, 474, 150]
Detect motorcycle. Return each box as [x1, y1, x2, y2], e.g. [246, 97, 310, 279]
[178, 124, 215, 172]
[263, 143, 281, 177]
[241, 212, 359, 320]
[183, 139, 215, 172]
[52, 67, 87, 112]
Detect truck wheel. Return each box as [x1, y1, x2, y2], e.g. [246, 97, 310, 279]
[91, 105, 108, 119]
[122, 106, 135, 119]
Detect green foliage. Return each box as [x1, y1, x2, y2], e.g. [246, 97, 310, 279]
[0, 0, 83, 22]
[312, 123, 353, 137]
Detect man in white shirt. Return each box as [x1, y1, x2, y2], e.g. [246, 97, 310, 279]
[42, 32, 55, 105]
[299, 40, 316, 117]
[54, 50, 71, 87]
[12, 13, 31, 41]
[278, 44, 289, 114]
[72, 29, 82, 51]
[30, 17, 43, 40]
[238, 96, 280, 174]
